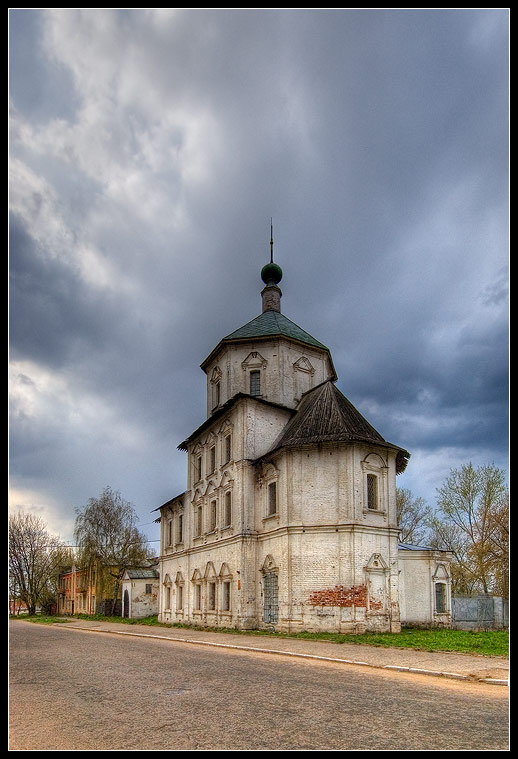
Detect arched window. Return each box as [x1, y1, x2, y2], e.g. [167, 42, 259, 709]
[223, 490, 232, 527]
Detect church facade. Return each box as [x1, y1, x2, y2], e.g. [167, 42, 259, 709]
[157, 255, 452, 633]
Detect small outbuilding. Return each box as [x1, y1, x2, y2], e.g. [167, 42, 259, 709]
[121, 568, 159, 619]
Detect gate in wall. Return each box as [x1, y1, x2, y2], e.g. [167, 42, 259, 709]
[263, 572, 279, 625]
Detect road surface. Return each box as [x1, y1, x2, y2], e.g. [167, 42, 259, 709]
[9, 621, 509, 751]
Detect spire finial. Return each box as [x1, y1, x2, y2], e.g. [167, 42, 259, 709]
[270, 218, 274, 263]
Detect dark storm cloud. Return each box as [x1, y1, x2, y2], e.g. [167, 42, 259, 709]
[9, 9, 508, 540]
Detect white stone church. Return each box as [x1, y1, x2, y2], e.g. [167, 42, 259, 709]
[157, 251, 452, 633]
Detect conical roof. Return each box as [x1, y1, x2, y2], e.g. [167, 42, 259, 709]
[269, 380, 410, 473]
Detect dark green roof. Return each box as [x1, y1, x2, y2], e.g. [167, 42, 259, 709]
[201, 309, 336, 376]
[224, 311, 328, 350]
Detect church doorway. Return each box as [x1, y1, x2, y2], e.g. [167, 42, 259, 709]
[263, 572, 278, 624]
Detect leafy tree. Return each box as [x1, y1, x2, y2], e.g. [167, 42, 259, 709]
[9, 512, 70, 615]
[396, 488, 431, 545]
[428, 463, 508, 596]
[74, 487, 153, 615]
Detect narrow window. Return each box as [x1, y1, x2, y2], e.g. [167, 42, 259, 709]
[177, 585, 183, 610]
[222, 581, 231, 611]
[165, 586, 171, 610]
[195, 505, 203, 536]
[177, 513, 183, 543]
[196, 456, 202, 482]
[268, 482, 277, 515]
[250, 370, 261, 396]
[145, 584, 152, 595]
[367, 474, 378, 510]
[210, 445, 216, 473]
[167, 519, 173, 546]
[224, 491, 232, 526]
[435, 583, 446, 613]
[210, 500, 217, 531]
[208, 582, 216, 610]
[194, 584, 201, 610]
[215, 381, 220, 407]
[224, 434, 232, 464]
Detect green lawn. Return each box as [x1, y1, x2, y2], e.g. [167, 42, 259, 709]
[14, 614, 508, 657]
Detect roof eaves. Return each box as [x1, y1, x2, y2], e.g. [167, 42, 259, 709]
[177, 393, 295, 451]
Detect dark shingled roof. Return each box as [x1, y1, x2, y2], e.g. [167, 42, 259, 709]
[201, 310, 335, 372]
[222, 310, 329, 350]
[125, 568, 159, 580]
[267, 380, 410, 474]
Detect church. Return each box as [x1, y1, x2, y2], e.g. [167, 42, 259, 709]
[157, 241, 452, 633]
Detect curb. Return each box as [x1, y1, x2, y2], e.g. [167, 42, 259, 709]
[63, 625, 509, 687]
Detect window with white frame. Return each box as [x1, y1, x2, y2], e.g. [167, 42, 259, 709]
[224, 434, 232, 464]
[367, 474, 378, 510]
[194, 583, 201, 610]
[195, 504, 203, 536]
[435, 582, 447, 613]
[223, 491, 232, 527]
[209, 499, 217, 532]
[222, 580, 231, 611]
[163, 575, 172, 610]
[250, 370, 261, 396]
[361, 453, 388, 513]
[208, 581, 216, 611]
[268, 481, 277, 516]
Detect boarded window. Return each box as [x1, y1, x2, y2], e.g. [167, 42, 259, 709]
[250, 370, 261, 396]
[367, 474, 378, 510]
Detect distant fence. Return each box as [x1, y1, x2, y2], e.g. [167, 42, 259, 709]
[452, 596, 508, 630]
[96, 598, 122, 617]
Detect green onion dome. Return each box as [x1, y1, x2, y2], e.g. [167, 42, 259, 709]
[261, 262, 283, 285]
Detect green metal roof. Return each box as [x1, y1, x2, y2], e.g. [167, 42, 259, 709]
[221, 310, 329, 351]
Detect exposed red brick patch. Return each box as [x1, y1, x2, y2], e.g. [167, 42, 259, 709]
[308, 584, 383, 610]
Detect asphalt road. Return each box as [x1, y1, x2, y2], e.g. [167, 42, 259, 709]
[9, 621, 509, 751]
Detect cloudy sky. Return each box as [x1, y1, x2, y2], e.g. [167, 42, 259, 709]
[9, 9, 509, 551]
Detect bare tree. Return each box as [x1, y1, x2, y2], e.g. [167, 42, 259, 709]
[396, 488, 431, 545]
[74, 487, 153, 615]
[429, 463, 508, 596]
[9, 512, 69, 615]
